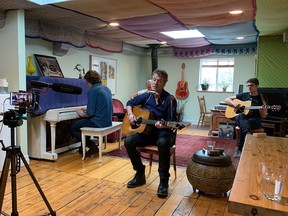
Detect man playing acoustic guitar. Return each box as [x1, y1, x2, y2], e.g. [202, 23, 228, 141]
[225, 78, 268, 158]
[124, 69, 177, 198]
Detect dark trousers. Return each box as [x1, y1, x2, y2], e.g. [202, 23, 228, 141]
[68, 118, 98, 147]
[124, 130, 176, 180]
[235, 114, 261, 150]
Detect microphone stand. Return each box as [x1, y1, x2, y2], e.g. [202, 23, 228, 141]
[0, 119, 56, 216]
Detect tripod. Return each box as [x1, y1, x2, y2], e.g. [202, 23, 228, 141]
[0, 125, 56, 216]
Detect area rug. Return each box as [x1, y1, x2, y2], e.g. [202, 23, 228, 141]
[108, 134, 239, 168]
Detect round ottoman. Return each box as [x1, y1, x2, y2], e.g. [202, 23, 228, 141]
[186, 149, 236, 195]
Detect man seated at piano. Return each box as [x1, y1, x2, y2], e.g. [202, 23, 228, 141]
[68, 70, 113, 157]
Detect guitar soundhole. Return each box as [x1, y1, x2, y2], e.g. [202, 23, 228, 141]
[131, 124, 140, 130]
[236, 106, 245, 114]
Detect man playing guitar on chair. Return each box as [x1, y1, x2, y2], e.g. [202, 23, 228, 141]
[225, 78, 268, 158]
[124, 69, 177, 198]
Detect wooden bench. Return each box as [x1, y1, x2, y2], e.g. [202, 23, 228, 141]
[80, 121, 123, 162]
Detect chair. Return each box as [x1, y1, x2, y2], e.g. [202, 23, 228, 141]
[197, 96, 212, 127]
[136, 133, 177, 179]
[112, 98, 126, 122]
[107, 99, 127, 142]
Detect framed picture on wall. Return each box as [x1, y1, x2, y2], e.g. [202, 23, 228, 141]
[34, 54, 64, 77]
[89, 55, 117, 94]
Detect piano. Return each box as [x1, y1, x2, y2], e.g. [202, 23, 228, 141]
[27, 76, 89, 161]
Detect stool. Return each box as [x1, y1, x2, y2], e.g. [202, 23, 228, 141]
[186, 150, 236, 195]
[80, 121, 122, 162]
[235, 126, 265, 141]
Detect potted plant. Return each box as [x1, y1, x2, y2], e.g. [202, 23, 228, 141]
[201, 79, 210, 91]
[221, 82, 229, 92]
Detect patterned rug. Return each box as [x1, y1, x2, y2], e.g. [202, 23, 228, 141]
[108, 134, 239, 168]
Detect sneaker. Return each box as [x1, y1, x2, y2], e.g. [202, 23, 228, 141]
[233, 149, 242, 158]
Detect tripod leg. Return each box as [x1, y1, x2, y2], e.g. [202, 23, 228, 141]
[19, 153, 56, 216]
[0, 154, 11, 213]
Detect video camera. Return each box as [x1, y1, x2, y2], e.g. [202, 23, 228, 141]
[2, 91, 40, 127]
[2, 80, 82, 128]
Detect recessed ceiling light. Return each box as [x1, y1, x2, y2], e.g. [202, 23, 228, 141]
[235, 36, 244, 40]
[26, 0, 70, 5]
[161, 29, 205, 39]
[109, 22, 119, 27]
[229, 10, 243, 15]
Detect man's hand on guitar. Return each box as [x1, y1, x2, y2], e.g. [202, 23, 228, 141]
[259, 105, 268, 118]
[155, 120, 165, 129]
[127, 112, 136, 125]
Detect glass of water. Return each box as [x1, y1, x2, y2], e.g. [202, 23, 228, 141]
[261, 162, 287, 201]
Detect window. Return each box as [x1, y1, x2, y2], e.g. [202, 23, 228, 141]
[199, 58, 234, 91]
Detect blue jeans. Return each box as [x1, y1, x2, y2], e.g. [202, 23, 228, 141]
[235, 114, 261, 150]
[124, 130, 176, 180]
[68, 118, 98, 147]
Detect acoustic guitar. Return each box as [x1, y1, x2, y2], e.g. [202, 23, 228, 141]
[225, 99, 281, 119]
[122, 106, 185, 136]
[176, 63, 189, 99]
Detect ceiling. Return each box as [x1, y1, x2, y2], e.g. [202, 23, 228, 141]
[0, 0, 288, 54]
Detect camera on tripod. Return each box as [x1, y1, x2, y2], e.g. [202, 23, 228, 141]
[2, 91, 39, 128]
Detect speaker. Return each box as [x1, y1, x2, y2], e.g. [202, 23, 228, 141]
[238, 84, 243, 93]
[53, 42, 70, 56]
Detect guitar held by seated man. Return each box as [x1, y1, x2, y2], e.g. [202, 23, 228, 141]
[225, 99, 281, 119]
[122, 106, 185, 136]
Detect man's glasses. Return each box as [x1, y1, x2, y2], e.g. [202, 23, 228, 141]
[246, 84, 255, 87]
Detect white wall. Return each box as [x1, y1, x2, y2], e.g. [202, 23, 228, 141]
[0, 10, 29, 157]
[157, 55, 256, 123]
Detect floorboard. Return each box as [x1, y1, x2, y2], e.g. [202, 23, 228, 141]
[0, 125, 241, 216]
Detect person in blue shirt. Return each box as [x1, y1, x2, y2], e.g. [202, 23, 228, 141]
[225, 78, 267, 158]
[68, 70, 113, 157]
[124, 69, 177, 198]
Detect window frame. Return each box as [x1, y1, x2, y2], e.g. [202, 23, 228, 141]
[199, 58, 235, 92]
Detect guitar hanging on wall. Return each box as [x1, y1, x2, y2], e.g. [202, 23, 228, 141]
[175, 63, 189, 99]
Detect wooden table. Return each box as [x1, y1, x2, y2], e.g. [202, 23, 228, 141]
[228, 134, 288, 216]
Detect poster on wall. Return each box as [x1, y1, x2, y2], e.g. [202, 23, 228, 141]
[89, 55, 116, 94]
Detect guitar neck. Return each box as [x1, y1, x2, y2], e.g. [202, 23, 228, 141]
[181, 63, 185, 81]
[141, 119, 161, 125]
[245, 106, 270, 110]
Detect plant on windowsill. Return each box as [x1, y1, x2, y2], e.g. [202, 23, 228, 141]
[201, 79, 210, 91]
[221, 82, 229, 92]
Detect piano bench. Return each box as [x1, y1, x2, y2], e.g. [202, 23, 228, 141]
[80, 121, 123, 162]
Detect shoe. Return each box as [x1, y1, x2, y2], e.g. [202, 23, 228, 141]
[233, 149, 242, 158]
[86, 144, 99, 158]
[157, 179, 169, 198]
[127, 173, 146, 188]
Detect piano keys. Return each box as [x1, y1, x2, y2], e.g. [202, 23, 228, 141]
[28, 105, 86, 161]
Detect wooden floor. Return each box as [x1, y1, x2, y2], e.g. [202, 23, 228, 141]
[1, 125, 241, 216]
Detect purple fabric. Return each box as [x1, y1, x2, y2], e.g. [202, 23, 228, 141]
[26, 76, 90, 116]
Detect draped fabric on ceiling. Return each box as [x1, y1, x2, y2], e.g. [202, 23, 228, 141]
[2, 0, 288, 56]
[173, 43, 257, 58]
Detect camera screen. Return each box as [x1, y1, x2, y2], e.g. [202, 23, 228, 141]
[10, 92, 33, 106]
